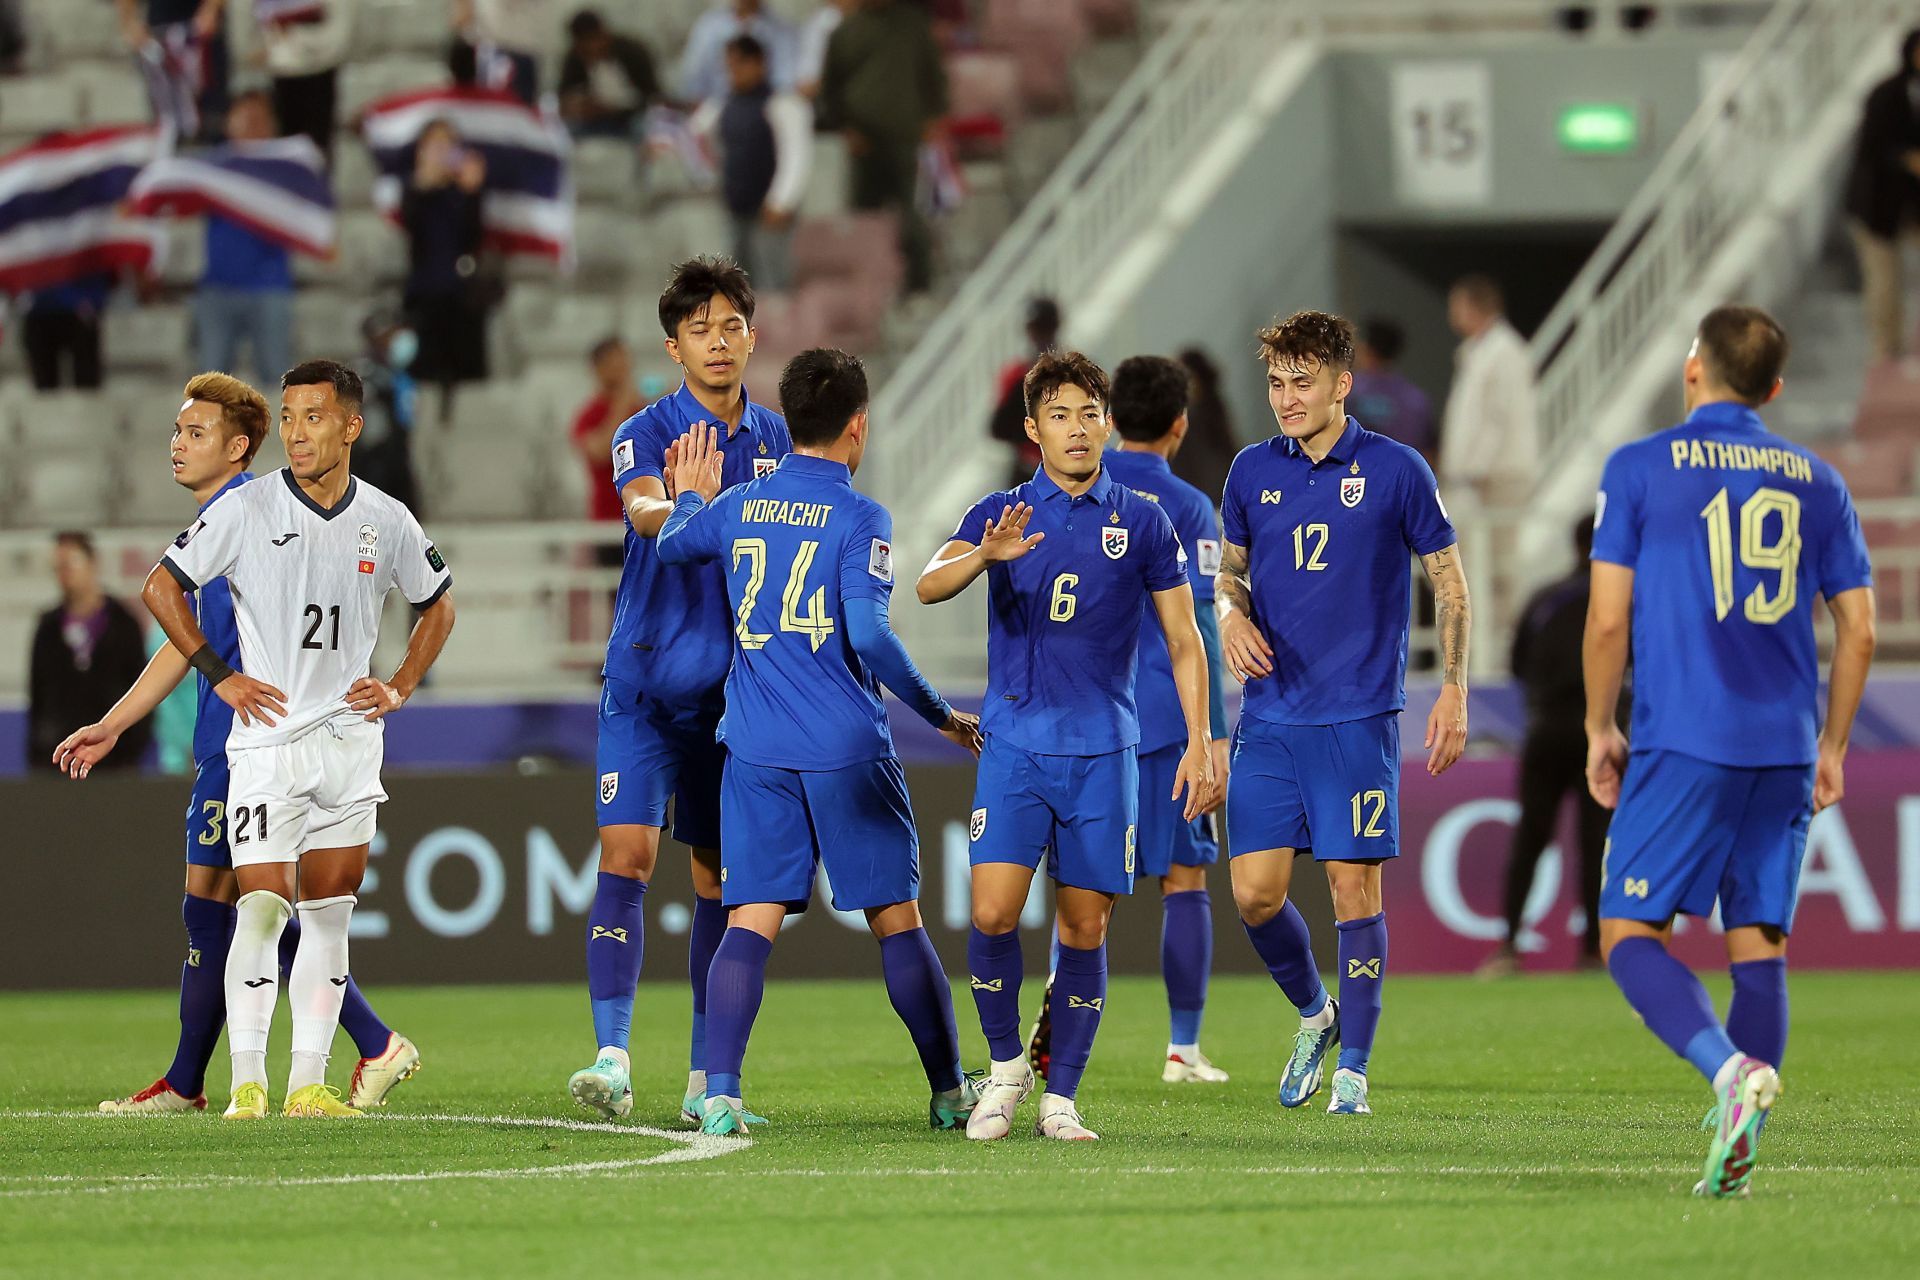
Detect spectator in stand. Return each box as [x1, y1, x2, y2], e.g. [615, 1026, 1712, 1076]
[21, 274, 111, 391]
[678, 0, 797, 106]
[1478, 514, 1612, 978]
[822, 0, 947, 294]
[559, 9, 660, 139]
[691, 35, 811, 292]
[351, 308, 423, 514]
[0, 0, 26, 75]
[453, 0, 553, 105]
[795, 0, 855, 98]
[570, 335, 643, 564]
[1441, 274, 1537, 624]
[1174, 347, 1236, 502]
[259, 0, 354, 167]
[1844, 27, 1920, 366]
[986, 296, 1057, 485]
[401, 118, 492, 395]
[1348, 316, 1435, 460]
[117, 0, 230, 142]
[195, 90, 296, 387]
[28, 533, 152, 774]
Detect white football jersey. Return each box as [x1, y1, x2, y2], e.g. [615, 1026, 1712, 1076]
[160, 469, 452, 750]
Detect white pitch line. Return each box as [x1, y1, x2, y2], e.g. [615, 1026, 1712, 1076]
[0, 1111, 748, 1198]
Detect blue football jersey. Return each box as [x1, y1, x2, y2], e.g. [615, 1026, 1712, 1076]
[189, 470, 252, 767]
[1221, 417, 1455, 726]
[1103, 448, 1220, 754]
[1591, 400, 1871, 768]
[953, 466, 1188, 756]
[656, 454, 900, 770]
[605, 383, 792, 709]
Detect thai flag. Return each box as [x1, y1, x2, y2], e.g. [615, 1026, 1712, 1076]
[254, 0, 327, 24]
[359, 86, 573, 264]
[0, 126, 168, 293]
[127, 135, 337, 258]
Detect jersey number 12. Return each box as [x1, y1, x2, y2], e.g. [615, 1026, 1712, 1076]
[732, 538, 836, 653]
[1700, 487, 1801, 624]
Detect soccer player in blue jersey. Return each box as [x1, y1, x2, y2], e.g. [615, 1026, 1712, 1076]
[919, 351, 1214, 1142]
[1086, 354, 1233, 1082]
[656, 348, 985, 1136]
[1584, 306, 1876, 1199]
[1217, 312, 1470, 1118]
[54, 372, 415, 1113]
[570, 256, 794, 1122]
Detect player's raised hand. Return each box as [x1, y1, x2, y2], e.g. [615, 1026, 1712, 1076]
[1174, 740, 1215, 822]
[52, 722, 119, 779]
[1220, 612, 1273, 682]
[666, 421, 724, 502]
[939, 708, 983, 758]
[1585, 723, 1629, 809]
[1424, 684, 1467, 776]
[216, 673, 288, 728]
[1813, 740, 1846, 813]
[977, 503, 1044, 563]
[346, 677, 406, 721]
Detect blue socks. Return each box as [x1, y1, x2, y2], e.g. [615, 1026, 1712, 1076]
[704, 927, 773, 1099]
[1726, 956, 1788, 1067]
[1161, 890, 1211, 1046]
[687, 894, 726, 1071]
[276, 913, 391, 1058]
[966, 927, 1025, 1062]
[1048, 942, 1108, 1100]
[166, 894, 235, 1098]
[1336, 912, 1388, 1075]
[586, 871, 647, 1051]
[880, 928, 963, 1093]
[1608, 935, 1741, 1084]
[1243, 900, 1327, 1016]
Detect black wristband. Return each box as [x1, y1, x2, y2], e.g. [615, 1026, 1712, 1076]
[188, 644, 235, 686]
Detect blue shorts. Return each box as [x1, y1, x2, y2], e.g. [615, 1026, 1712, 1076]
[595, 677, 723, 849]
[1226, 714, 1400, 862]
[184, 757, 230, 868]
[719, 755, 920, 912]
[970, 736, 1138, 895]
[1601, 749, 1814, 932]
[1136, 742, 1219, 878]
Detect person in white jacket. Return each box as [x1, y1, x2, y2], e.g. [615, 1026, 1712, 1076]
[258, 0, 354, 167]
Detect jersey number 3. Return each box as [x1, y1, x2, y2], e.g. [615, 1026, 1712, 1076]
[1700, 487, 1801, 624]
[731, 538, 837, 653]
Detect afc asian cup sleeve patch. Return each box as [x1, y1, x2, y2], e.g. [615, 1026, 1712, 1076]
[599, 772, 619, 805]
[1196, 538, 1222, 577]
[868, 538, 893, 584]
[1592, 489, 1605, 529]
[970, 807, 987, 842]
[612, 439, 635, 476]
[174, 518, 205, 549]
[425, 543, 446, 573]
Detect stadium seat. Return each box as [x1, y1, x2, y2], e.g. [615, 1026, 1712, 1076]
[1815, 438, 1915, 500]
[70, 61, 151, 127]
[573, 138, 641, 205]
[355, 0, 458, 58]
[419, 383, 547, 520]
[34, 2, 125, 61]
[14, 389, 130, 449]
[15, 444, 110, 528]
[946, 51, 1024, 157]
[792, 212, 903, 289]
[102, 304, 190, 373]
[0, 72, 82, 136]
[337, 58, 451, 124]
[984, 0, 1092, 114]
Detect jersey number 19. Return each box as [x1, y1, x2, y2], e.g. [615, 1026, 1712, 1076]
[1700, 486, 1801, 625]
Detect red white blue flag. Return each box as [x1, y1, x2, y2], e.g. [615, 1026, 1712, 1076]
[0, 126, 167, 293]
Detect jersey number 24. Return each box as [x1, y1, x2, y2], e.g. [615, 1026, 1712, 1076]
[731, 538, 836, 653]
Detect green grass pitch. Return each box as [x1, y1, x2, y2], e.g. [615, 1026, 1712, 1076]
[3, 972, 1915, 1278]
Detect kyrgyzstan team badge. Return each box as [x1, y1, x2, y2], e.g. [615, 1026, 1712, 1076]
[1101, 526, 1129, 559]
[1340, 476, 1366, 508]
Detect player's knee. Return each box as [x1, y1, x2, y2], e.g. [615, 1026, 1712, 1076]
[597, 827, 658, 879]
[1056, 917, 1108, 950]
[971, 902, 1021, 935]
[1328, 883, 1378, 922]
[1231, 878, 1285, 925]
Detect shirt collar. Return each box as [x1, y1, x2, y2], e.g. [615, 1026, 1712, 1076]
[1683, 401, 1767, 434]
[668, 381, 762, 439]
[1280, 416, 1363, 465]
[1029, 463, 1114, 504]
[1111, 447, 1171, 478]
[200, 469, 252, 514]
[778, 453, 851, 484]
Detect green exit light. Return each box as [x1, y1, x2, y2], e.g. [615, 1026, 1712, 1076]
[1558, 103, 1640, 155]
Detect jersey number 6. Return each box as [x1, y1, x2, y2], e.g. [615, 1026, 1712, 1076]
[731, 538, 837, 653]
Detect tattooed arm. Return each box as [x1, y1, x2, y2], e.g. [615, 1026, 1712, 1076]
[1420, 542, 1470, 774]
[1214, 540, 1272, 682]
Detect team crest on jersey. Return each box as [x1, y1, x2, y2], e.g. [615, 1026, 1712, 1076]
[753, 458, 778, 478]
[599, 771, 619, 804]
[1102, 527, 1129, 559]
[1340, 477, 1366, 508]
[970, 807, 987, 842]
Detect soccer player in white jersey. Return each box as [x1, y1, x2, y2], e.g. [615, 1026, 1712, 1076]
[142, 359, 455, 1119]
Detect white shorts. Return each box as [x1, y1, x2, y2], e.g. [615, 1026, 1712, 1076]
[225, 719, 387, 867]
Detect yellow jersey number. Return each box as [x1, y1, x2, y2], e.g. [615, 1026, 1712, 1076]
[731, 538, 837, 653]
[1700, 487, 1801, 624]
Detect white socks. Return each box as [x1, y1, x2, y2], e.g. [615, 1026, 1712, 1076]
[226, 890, 293, 1088]
[1169, 1042, 1200, 1061]
[287, 895, 356, 1094]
